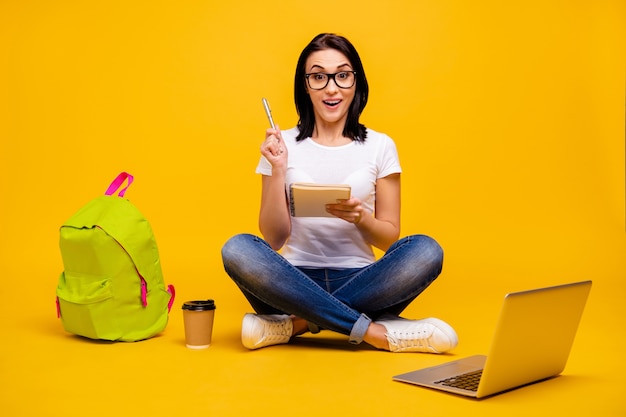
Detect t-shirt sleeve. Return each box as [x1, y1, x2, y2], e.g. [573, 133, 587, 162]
[255, 156, 272, 176]
[378, 134, 402, 179]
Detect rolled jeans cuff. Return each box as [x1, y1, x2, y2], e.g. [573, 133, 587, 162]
[349, 313, 372, 344]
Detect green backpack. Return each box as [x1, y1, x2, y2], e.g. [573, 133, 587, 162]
[56, 172, 175, 341]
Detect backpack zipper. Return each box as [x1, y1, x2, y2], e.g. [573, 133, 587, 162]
[96, 225, 149, 307]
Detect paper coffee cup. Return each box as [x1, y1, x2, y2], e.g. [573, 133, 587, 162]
[182, 300, 216, 349]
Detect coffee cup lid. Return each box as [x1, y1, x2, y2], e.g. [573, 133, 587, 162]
[182, 300, 216, 311]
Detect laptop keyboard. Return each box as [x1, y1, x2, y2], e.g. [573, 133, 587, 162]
[434, 369, 483, 391]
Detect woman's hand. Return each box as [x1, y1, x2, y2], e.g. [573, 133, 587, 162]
[326, 197, 367, 225]
[260, 125, 288, 171]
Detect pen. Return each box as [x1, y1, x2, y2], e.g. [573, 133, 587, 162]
[262, 97, 276, 129]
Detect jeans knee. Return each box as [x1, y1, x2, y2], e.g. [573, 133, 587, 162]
[221, 233, 253, 265]
[413, 234, 444, 269]
[426, 235, 444, 262]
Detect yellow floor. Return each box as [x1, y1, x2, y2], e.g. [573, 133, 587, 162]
[2, 236, 625, 417]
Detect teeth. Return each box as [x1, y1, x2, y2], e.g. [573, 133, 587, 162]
[324, 100, 340, 106]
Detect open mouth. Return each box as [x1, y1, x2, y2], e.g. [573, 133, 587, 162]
[323, 99, 341, 107]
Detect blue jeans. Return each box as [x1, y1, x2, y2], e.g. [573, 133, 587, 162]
[221, 234, 443, 344]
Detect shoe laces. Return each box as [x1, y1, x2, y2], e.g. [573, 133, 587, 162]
[259, 316, 292, 343]
[387, 324, 435, 350]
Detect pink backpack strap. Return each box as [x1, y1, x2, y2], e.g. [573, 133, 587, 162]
[105, 172, 134, 197]
[167, 285, 176, 312]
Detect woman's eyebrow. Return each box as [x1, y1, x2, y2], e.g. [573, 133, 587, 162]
[308, 63, 352, 72]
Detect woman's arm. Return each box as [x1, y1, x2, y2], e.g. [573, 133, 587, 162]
[356, 173, 401, 251]
[259, 173, 291, 250]
[326, 173, 401, 251]
[258, 127, 291, 250]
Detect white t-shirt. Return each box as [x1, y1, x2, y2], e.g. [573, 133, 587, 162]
[256, 127, 402, 268]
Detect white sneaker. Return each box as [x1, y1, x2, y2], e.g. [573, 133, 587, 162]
[241, 313, 293, 350]
[376, 315, 458, 353]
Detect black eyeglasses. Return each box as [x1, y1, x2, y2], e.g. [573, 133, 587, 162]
[305, 71, 357, 90]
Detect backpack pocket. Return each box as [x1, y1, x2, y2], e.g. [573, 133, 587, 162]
[56, 272, 117, 340]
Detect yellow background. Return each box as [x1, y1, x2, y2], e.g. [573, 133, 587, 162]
[1, 1, 624, 416]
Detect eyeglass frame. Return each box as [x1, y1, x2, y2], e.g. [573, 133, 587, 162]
[305, 71, 357, 90]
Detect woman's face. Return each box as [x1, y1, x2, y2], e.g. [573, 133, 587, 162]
[304, 48, 356, 128]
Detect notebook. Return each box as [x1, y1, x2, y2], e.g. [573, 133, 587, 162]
[289, 182, 351, 217]
[392, 280, 592, 398]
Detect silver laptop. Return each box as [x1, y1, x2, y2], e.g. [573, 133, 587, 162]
[392, 280, 592, 398]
